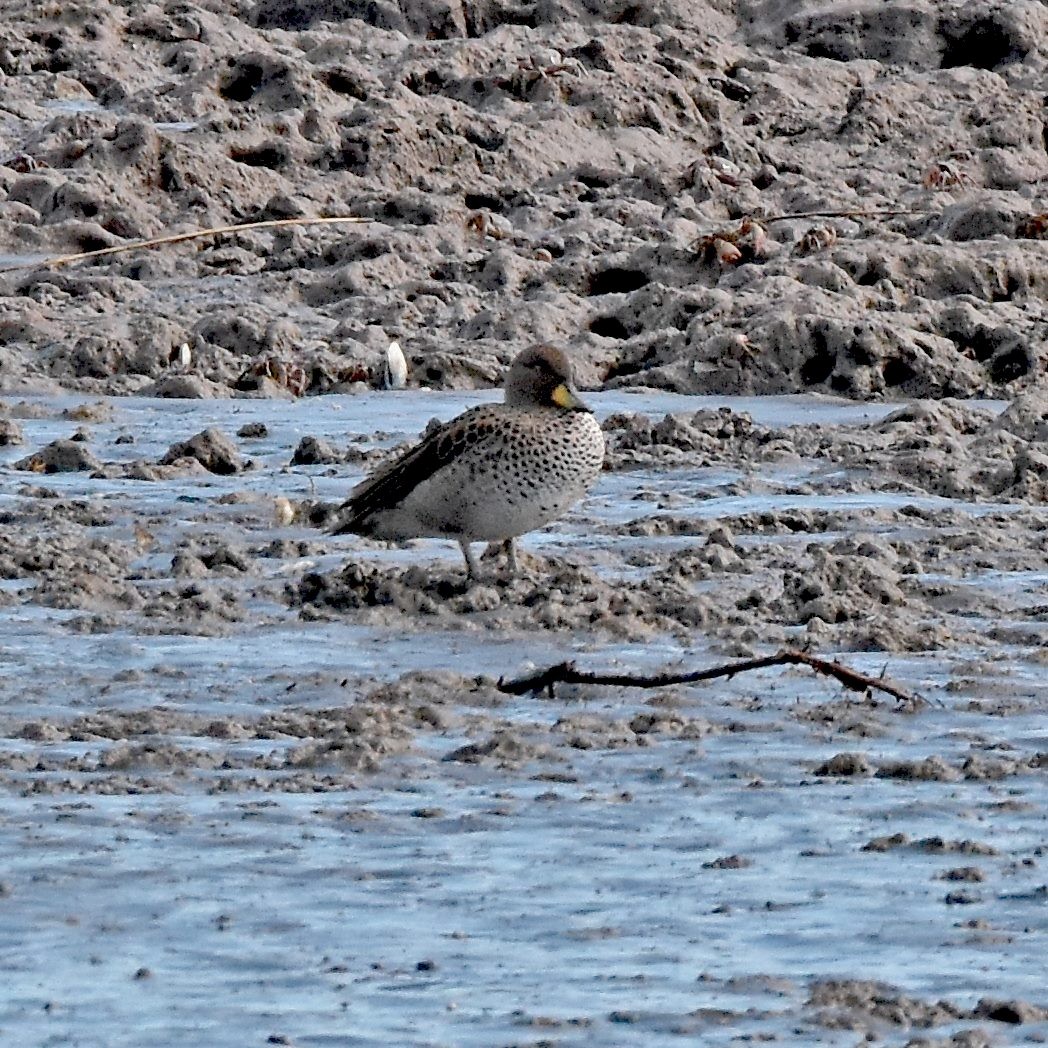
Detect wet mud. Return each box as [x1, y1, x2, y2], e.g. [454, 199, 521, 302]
[1, 0, 1048, 1043]
[1, 391, 1047, 1045]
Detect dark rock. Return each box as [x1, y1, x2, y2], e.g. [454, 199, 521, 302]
[160, 428, 244, 474]
[15, 438, 101, 473]
[291, 435, 343, 465]
[814, 751, 872, 776]
[972, 998, 1048, 1024]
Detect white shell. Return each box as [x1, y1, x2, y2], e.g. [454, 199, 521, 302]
[273, 497, 295, 527]
[384, 340, 408, 389]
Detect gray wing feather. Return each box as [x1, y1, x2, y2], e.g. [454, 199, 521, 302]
[332, 407, 502, 533]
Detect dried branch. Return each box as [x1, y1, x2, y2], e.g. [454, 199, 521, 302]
[759, 207, 933, 224]
[0, 216, 371, 273]
[497, 648, 923, 706]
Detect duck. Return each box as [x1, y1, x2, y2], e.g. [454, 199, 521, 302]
[333, 344, 605, 578]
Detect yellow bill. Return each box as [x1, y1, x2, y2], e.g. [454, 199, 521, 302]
[551, 382, 591, 412]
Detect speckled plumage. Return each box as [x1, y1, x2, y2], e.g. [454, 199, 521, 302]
[334, 345, 605, 577]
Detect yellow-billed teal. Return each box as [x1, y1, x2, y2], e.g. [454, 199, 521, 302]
[333, 345, 605, 578]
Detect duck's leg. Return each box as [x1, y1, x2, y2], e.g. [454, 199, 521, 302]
[458, 539, 481, 580]
[483, 538, 518, 575]
[503, 537, 518, 575]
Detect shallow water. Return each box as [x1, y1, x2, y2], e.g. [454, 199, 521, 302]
[2, 703, 1046, 1047]
[0, 391, 1044, 1046]
[3, 758, 1045, 1048]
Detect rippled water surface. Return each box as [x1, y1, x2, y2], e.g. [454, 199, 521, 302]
[0, 391, 1044, 1047]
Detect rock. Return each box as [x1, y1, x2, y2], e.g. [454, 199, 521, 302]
[971, 999, 1048, 1024]
[14, 438, 101, 473]
[0, 418, 24, 445]
[875, 757, 961, 782]
[814, 752, 872, 777]
[160, 428, 244, 474]
[937, 202, 1018, 241]
[61, 401, 114, 423]
[702, 854, 753, 869]
[290, 435, 343, 465]
[143, 375, 226, 399]
[171, 552, 209, 578]
[441, 731, 547, 766]
[990, 389, 1048, 442]
[862, 833, 909, 852]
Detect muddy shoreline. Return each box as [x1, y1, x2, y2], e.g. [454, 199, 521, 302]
[0, 2, 1046, 403]
[2, 0, 1048, 1043]
[2, 390, 1047, 1044]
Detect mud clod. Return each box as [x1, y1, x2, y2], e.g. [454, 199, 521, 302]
[160, 428, 245, 474]
[15, 438, 101, 473]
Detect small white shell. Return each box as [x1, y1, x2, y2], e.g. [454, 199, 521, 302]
[384, 340, 408, 389]
[273, 497, 295, 527]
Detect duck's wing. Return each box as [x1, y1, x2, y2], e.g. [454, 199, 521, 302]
[332, 406, 503, 533]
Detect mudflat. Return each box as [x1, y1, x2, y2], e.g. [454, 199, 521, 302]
[1, 2, 1047, 1045]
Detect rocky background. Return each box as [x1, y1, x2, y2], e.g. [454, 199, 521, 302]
[0, 0, 1046, 400]
[3, 5, 1048, 1043]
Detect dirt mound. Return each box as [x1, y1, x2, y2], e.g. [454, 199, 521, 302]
[0, 1, 1044, 398]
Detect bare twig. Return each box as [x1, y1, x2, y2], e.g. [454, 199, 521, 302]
[0, 216, 372, 273]
[497, 648, 923, 706]
[758, 207, 933, 225]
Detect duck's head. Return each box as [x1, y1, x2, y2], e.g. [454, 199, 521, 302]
[504, 345, 591, 412]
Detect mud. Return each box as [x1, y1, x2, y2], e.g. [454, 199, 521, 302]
[2, 0, 1048, 1043]
[1, 390, 1047, 1045]
[0, 2, 1046, 402]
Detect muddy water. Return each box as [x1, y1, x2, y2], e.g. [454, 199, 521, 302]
[1, 392, 1046, 1046]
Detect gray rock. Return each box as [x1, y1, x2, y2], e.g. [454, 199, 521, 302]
[15, 438, 101, 473]
[160, 428, 244, 474]
[291, 435, 342, 465]
[0, 419, 24, 445]
[143, 375, 224, 399]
